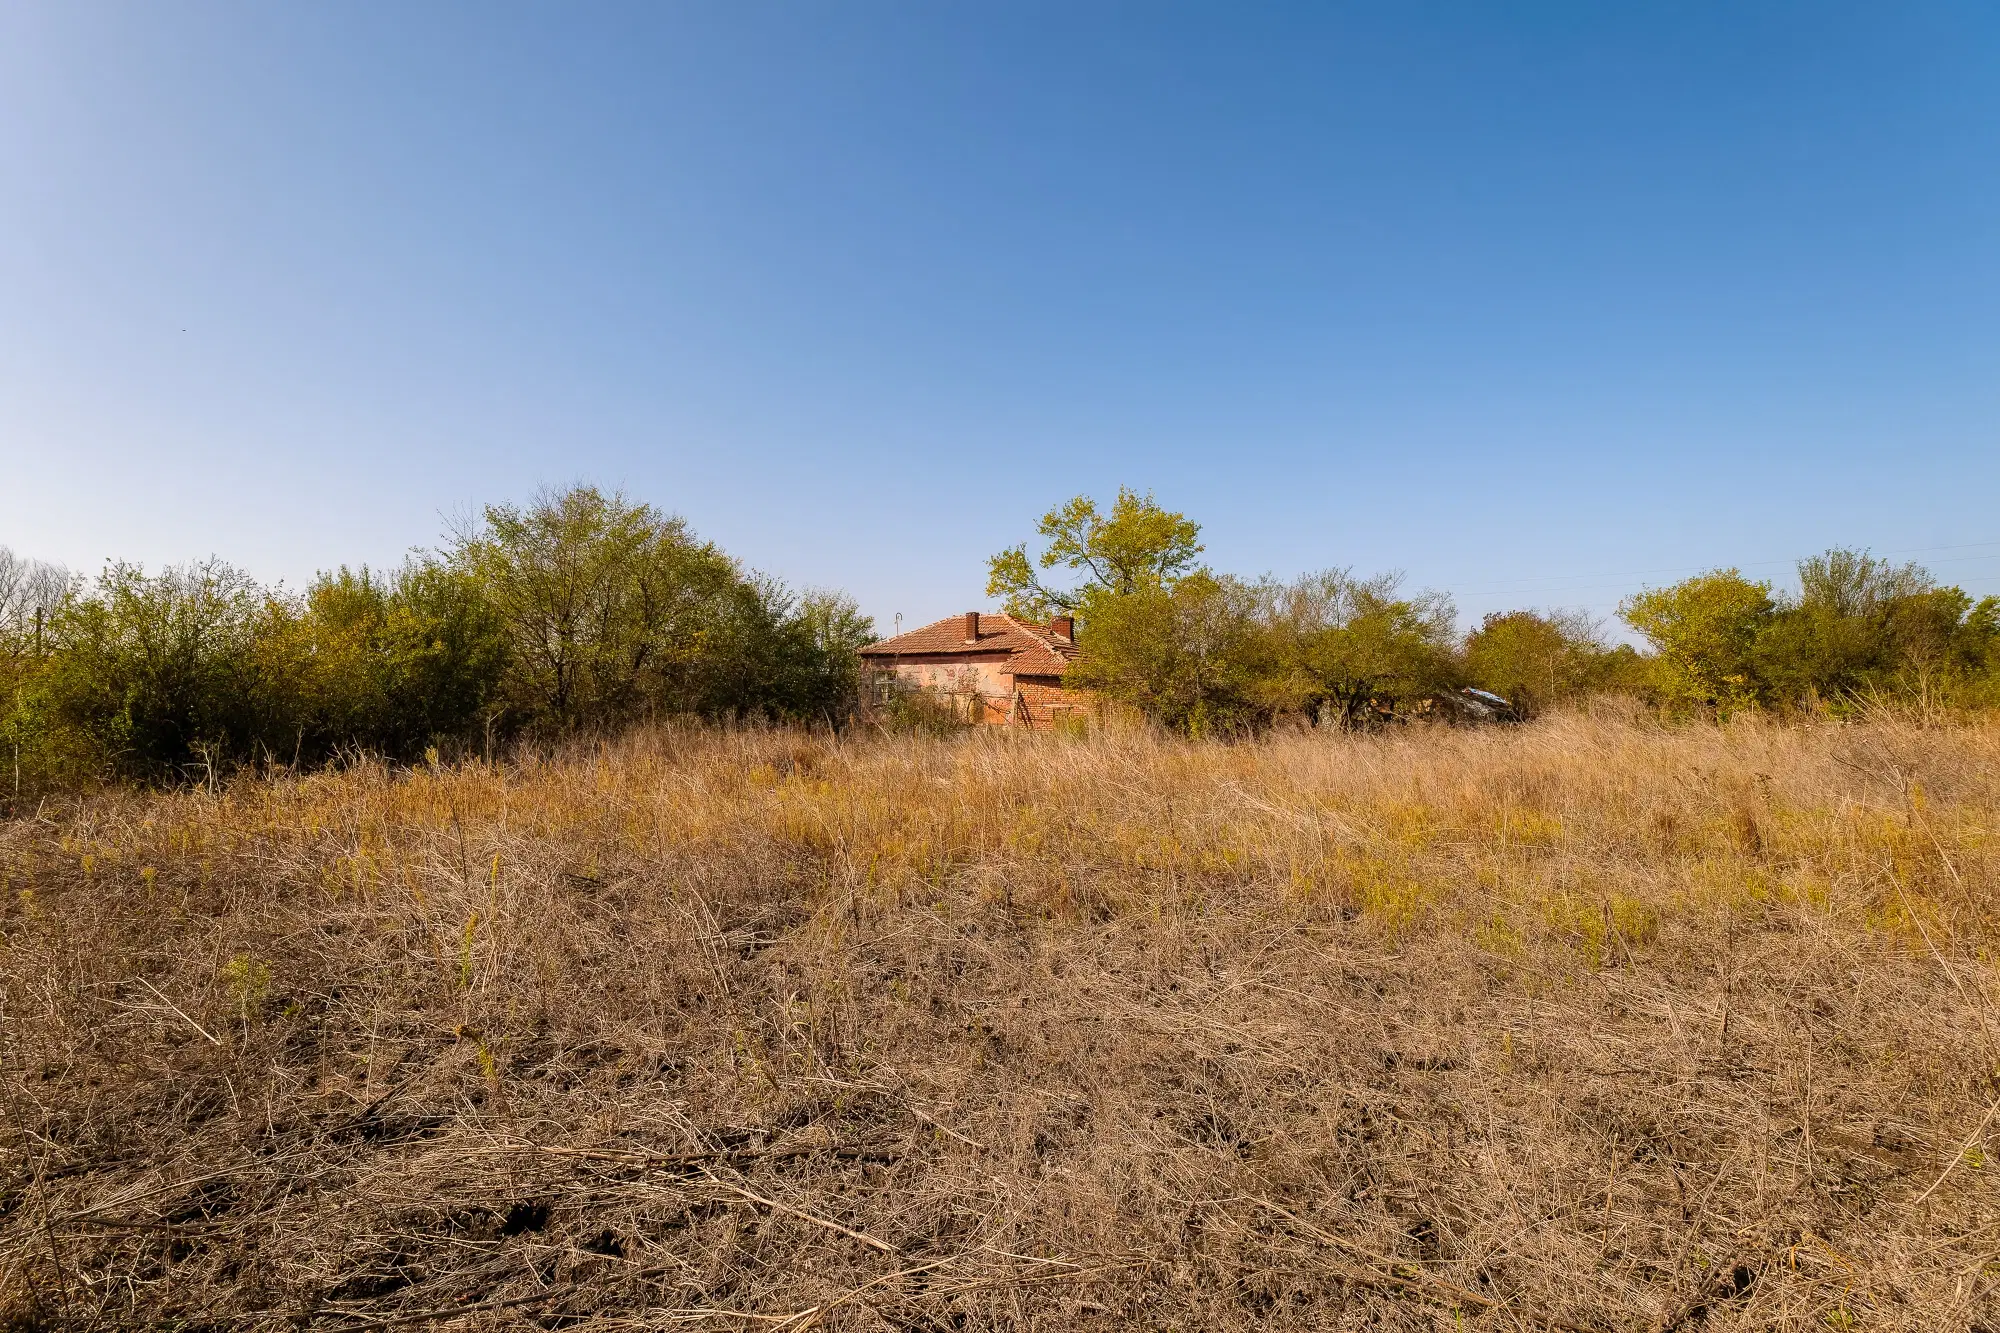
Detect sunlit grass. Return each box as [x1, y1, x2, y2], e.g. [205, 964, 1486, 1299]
[5, 710, 1999, 1328]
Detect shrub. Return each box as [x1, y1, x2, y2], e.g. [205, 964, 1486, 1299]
[1064, 572, 1267, 736]
[1253, 570, 1460, 727]
[1463, 609, 1622, 717]
[27, 560, 270, 783]
[1619, 570, 1775, 715]
[449, 485, 747, 730]
[1624, 551, 2000, 716]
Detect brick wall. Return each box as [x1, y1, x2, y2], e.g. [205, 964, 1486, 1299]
[863, 659, 1092, 730]
[1007, 676, 1093, 730]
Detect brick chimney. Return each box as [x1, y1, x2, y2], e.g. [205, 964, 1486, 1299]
[963, 611, 980, 643]
[1049, 615, 1074, 642]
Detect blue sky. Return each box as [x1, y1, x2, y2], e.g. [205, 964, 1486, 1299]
[3, 3, 1996, 635]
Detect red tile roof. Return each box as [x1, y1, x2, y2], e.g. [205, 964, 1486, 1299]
[862, 612, 1079, 678]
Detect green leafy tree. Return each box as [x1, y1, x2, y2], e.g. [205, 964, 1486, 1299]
[1064, 571, 1265, 735]
[237, 563, 511, 763]
[451, 486, 873, 731]
[3, 488, 882, 791]
[1463, 609, 1612, 716]
[1, 549, 81, 798]
[988, 488, 1231, 732]
[1951, 596, 2000, 707]
[1751, 549, 2000, 707]
[373, 560, 512, 749]
[688, 579, 875, 724]
[1254, 571, 1459, 727]
[1754, 550, 1925, 704]
[767, 587, 876, 723]
[245, 568, 387, 759]
[987, 489, 1203, 620]
[450, 486, 746, 730]
[1620, 571, 1775, 715]
[31, 560, 268, 782]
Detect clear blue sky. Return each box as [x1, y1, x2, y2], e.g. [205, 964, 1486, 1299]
[3, 3, 1997, 635]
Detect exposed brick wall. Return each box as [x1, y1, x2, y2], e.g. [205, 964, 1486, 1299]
[864, 662, 1093, 730]
[1006, 676, 1093, 730]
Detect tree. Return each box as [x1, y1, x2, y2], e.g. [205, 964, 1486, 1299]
[1254, 571, 1460, 727]
[987, 489, 1203, 620]
[1620, 571, 1774, 715]
[1063, 572, 1265, 735]
[450, 486, 745, 730]
[770, 587, 876, 723]
[449, 486, 875, 732]
[1753, 550, 1920, 703]
[373, 560, 512, 749]
[687, 580, 875, 724]
[988, 489, 1237, 733]
[264, 562, 511, 757]
[1752, 550, 1997, 707]
[32, 560, 267, 782]
[2, 487, 880, 790]
[1463, 609, 1611, 716]
[1, 548, 82, 794]
[0, 547, 74, 641]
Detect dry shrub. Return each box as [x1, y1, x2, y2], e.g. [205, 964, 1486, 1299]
[3, 713, 1999, 1330]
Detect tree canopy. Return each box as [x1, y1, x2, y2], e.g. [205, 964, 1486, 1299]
[1253, 571, 1460, 727]
[1, 486, 875, 791]
[987, 489, 1203, 620]
[1621, 551, 1999, 715]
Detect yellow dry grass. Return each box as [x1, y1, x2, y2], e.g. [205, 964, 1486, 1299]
[3, 709, 1999, 1330]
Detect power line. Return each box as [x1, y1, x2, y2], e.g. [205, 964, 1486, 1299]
[1450, 538, 2000, 600]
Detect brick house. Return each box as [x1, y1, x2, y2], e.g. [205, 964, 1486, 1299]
[859, 611, 1090, 729]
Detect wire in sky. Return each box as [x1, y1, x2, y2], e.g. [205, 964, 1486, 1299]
[1450, 538, 2000, 600]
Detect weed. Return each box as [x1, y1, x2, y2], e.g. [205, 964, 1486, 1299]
[218, 953, 271, 1020]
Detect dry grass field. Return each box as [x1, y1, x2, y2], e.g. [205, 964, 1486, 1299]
[3, 710, 1999, 1331]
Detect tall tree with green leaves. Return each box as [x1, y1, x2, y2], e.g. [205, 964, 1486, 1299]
[1753, 549, 1998, 706]
[1062, 571, 1265, 736]
[31, 559, 268, 782]
[261, 562, 510, 757]
[986, 489, 1203, 621]
[690, 579, 875, 724]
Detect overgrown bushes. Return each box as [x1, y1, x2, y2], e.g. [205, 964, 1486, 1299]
[1620, 550, 2000, 717]
[991, 491, 2000, 734]
[1, 487, 873, 794]
[9, 482, 2000, 790]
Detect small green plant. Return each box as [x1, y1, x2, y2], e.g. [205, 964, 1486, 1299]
[475, 1038, 500, 1092]
[459, 911, 479, 989]
[219, 953, 271, 1020]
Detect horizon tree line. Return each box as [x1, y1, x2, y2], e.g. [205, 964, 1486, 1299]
[0, 487, 872, 792]
[4, 484, 1997, 791]
[986, 489, 2000, 734]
